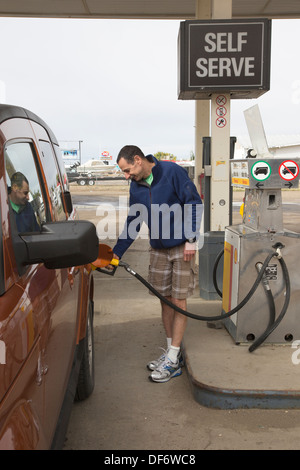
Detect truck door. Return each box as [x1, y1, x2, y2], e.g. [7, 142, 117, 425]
[30, 121, 81, 443]
[1, 135, 51, 449]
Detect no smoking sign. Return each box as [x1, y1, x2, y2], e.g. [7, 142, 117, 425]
[279, 160, 299, 180]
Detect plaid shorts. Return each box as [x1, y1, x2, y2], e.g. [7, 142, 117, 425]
[148, 244, 196, 300]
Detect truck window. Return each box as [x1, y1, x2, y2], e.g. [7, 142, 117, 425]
[4, 142, 46, 230]
[53, 143, 69, 192]
[39, 140, 66, 222]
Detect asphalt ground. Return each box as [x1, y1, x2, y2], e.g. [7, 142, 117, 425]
[63, 183, 300, 451]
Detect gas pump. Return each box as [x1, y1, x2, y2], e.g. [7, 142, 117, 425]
[222, 118, 300, 347]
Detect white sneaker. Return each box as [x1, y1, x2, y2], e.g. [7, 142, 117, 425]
[147, 348, 167, 371]
[147, 348, 185, 371]
[149, 356, 182, 383]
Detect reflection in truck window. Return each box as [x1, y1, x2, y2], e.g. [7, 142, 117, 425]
[5, 142, 47, 228]
[8, 172, 40, 232]
[53, 143, 69, 191]
[39, 140, 66, 222]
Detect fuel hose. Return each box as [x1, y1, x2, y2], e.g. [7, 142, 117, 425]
[248, 255, 290, 352]
[96, 245, 290, 351]
[119, 250, 284, 322]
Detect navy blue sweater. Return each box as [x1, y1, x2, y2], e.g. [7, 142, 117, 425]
[12, 202, 40, 233]
[113, 157, 203, 259]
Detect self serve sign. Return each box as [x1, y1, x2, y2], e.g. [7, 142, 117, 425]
[178, 19, 271, 99]
[196, 32, 254, 78]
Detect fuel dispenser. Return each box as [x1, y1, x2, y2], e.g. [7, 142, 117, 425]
[222, 156, 300, 347]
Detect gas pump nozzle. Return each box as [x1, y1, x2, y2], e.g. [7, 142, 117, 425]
[91, 244, 128, 275]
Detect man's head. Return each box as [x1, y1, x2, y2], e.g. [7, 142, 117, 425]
[117, 145, 154, 181]
[10, 172, 30, 206]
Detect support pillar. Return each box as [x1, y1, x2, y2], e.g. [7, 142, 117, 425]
[194, 0, 211, 194]
[210, 0, 232, 231]
[195, 0, 233, 299]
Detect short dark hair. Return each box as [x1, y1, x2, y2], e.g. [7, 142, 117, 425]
[11, 172, 29, 188]
[116, 145, 145, 164]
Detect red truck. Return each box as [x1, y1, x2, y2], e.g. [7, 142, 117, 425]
[0, 104, 99, 449]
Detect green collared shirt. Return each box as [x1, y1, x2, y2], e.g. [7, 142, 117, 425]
[10, 200, 23, 213]
[144, 172, 153, 186]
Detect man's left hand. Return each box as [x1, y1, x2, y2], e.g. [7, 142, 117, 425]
[184, 242, 196, 261]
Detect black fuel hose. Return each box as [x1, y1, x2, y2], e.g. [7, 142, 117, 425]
[120, 250, 282, 323]
[211, 245, 291, 352]
[265, 288, 276, 329]
[212, 248, 224, 298]
[99, 246, 290, 351]
[248, 256, 290, 352]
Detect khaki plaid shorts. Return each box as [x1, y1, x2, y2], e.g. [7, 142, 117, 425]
[148, 244, 196, 300]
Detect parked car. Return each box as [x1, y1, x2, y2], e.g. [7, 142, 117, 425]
[0, 104, 99, 449]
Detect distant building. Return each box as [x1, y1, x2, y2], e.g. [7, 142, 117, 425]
[236, 135, 300, 159]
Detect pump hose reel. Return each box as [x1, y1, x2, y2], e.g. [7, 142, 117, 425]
[92, 243, 291, 352]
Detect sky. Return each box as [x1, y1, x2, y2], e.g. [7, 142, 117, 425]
[0, 16, 300, 162]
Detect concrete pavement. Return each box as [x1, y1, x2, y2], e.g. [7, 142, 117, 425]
[63, 189, 300, 450]
[64, 212, 300, 450]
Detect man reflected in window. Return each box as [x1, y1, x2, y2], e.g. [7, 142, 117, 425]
[9, 172, 40, 232]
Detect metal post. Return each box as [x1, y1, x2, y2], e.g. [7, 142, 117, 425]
[210, 93, 231, 231]
[209, 0, 232, 231]
[79, 140, 83, 165]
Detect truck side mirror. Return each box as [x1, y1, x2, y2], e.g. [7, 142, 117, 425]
[16, 220, 98, 269]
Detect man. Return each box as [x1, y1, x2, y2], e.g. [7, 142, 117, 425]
[9, 172, 40, 232]
[113, 145, 203, 383]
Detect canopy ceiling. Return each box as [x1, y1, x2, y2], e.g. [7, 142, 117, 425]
[0, 0, 299, 20]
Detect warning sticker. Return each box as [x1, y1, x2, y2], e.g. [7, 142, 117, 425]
[251, 161, 271, 181]
[216, 95, 227, 106]
[265, 264, 278, 281]
[278, 160, 299, 181]
[216, 106, 227, 117]
[216, 117, 227, 128]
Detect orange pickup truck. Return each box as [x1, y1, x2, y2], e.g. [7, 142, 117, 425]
[0, 104, 98, 449]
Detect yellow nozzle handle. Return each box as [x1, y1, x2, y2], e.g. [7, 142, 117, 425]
[110, 258, 119, 266]
[91, 260, 119, 271]
[91, 257, 119, 270]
